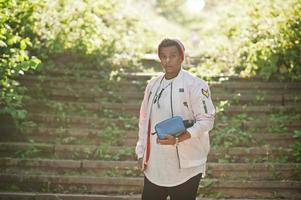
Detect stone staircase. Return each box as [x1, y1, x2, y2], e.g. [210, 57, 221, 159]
[0, 62, 301, 200]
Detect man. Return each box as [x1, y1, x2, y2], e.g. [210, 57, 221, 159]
[135, 38, 215, 200]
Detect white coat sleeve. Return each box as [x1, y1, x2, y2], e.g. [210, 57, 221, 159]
[186, 80, 215, 138]
[135, 81, 152, 159]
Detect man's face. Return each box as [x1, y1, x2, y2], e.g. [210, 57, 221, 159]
[159, 45, 182, 77]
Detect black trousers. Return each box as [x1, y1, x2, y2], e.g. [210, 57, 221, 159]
[142, 173, 202, 200]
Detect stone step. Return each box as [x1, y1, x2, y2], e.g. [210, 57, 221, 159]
[25, 87, 144, 103]
[21, 127, 295, 147]
[23, 85, 301, 105]
[21, 73, 301, 90]
[215, 94, 301, 105]
[223, 105, 301, 115]
[241, 120, 301, 130]
[35, 68, 158, 81]
[251, 133, 295, 147]
[21, 76, 301, 99]
[0, 158, 137, 177]
[207, 162, 300, 180]
[24, 112, 301, 132]
[0, 192, 288, 200]
[20, 80, 146, 97]
[24, 100, 140, 115]
[22, 83, 301, 108]
[26, 63, 297, 84]
[220, 81, 301, 90]
[0, 174, 300, 199]
[37, 68, 118, 79]
[19, 75, 146, 91]
[24, 99, 301, 116]
[0, 142, 294, 162]
[0, 173, 143, 194]
[20, 74, 301, 97]
[26, 113, 133, 129]
[200, 179, 301, 199]
[21, 127, 132, 145]
[0, 192, 292, 200]
[0, 192, 140, 200]
[1, 158, 300, 180]
[22, 127, 131, 138]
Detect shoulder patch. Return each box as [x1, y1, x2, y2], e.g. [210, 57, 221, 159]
[202, 88, 209, 98]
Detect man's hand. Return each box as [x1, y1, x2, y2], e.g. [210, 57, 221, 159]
[156, 131, 192, 145]
[137, 158, 144, 172]
[156, 134, 176, 145]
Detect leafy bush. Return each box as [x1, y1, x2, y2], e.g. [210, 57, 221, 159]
[235, 0, 301, 80]
[0, 0, 41, 126]
[154, 0, 186, 24]
[34, 1, 144, 62]
[192, 0, 301, 80]
[0, 0, 156, 131]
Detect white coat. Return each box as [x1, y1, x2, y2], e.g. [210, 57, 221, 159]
[135, 69, 215, 170]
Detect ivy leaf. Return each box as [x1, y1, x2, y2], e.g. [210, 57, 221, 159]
[0, 40, 7, 47]
[7, 35, 21, 45]
[29, 57, 41, 70]
[20, 39, 27, 50]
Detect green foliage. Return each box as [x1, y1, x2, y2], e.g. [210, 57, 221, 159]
[291, 130, 301, 162]
[119, 115, 139, 130]
[192, 0, 301, 80]
[34, 0, 146, 66]
[294, 164, 301, 181]
[199, 178, 215, 197]
[91, 144, 135, 161]
[31, 0, 152, 74]
[211, 114, 254, 149]
[153, 0, 206, 27]
[235, 0, 301, 80]
[154, 0, 186, 24]
[99, 126, 122, 145]
[0, 0, 41, 124]
[1, 0, 156, 131]
[15, 143, 42, 158]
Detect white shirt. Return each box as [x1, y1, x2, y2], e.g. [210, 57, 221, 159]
[135, 69, 215, 178]
[144, 77, 205, 187]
